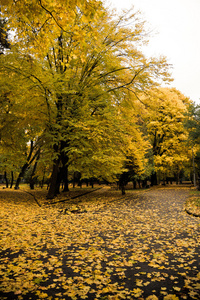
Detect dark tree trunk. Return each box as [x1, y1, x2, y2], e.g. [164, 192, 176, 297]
[40, 176, 45, 188]
[30, 180, 34, 190]
[4, 171, 9, 188]
[73, 174, 76, 188]
[142, 179, 147, 188]
[10, 171, 14, 188]
[61, 150, 69, 192]
[15, 162, 29, 189]
[73, 171, 81, 188]
[15, 140, 38, 189]
[151, 172, 157, 186]
[197, 175, 200, 190]
[119, 173, 129, 195]
[133, 180, 137, 189]
[46, 96, 64, 199]
[78, 180, 82, 188]
[55, 168, 62, 195]
[61, 165, 69, 192]
[46, 158, 60, 199]
[138, 179, 141, 188]
[176, 171, 180, 185]
[119, 180, 125, 195]
[90, 179, 94, 188]
[121, 184, 125, 195]
[29, 151, 40, 190]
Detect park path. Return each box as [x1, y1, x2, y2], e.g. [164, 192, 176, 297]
[0, 186, 200, 300]
[102, 186, 200, 299]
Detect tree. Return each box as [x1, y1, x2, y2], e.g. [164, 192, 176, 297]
[0, 1, 172, 198]
[185, 103, 200, 187]
[0, 17, 10, 54]
[0, 57, 46, 188]
[141, 88, 192, 185]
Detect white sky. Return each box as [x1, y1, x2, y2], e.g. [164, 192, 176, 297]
[106, 0, 200, 104]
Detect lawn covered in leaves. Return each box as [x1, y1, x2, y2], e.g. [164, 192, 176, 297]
[185, 189, 200, 217]
[0, 185, 199, 300]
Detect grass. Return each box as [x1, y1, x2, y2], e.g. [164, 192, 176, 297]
[185, 188, 200, 217]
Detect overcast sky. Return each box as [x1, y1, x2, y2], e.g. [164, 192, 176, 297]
[106, 0, 200, 104]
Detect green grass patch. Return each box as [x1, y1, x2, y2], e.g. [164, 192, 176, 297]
[186, 191, 200, 216]
[189, 189, 200, 196]
[193, 197, 200, 207]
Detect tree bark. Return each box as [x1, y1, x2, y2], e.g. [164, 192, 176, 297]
[15, 140, 36, 189]
[29, 151, 40, 189]
[151, 172, 157, 186]
[133, 180, 137, 189]
[62, 164, 69, 192]
[60, 146, 69, 192]
[10, 171, 14, 188]
[4, 171, 9, 188]
[46, 158, 60, 199]
[15, 162, 29, 189]
[121, 183, 125, 195]
[90, 179, 94, 188]
[15, 147, 40, 189]
[40, 176, 45, 189]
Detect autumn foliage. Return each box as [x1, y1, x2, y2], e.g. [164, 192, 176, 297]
[0, 0, 197, 195]
[0, 1, 200, 299]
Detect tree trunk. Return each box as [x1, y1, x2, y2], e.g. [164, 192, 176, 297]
[121, 184, 125, 195]
[90, 179, 94, 188]
[78, 180, 82, 188]
[151, 172, 157, 186]
[62, 165, 69, 192]
[176, 171, 180, 185]
[29, 151, 40, 190]
[133, 180, 137, 189]
[14, 140, 38, 189]
[73, 174, 76, 188]
[142, 179, 147, 188]
[119, 180, 125, 195]
[138, 179, 141, 188]
[15, 162, 29, 189]
[119, 173, 128, 195]
[55, 168, 62, 195]
[46, 158, 60, 199]
[10, 171, 14, 188]
[4, 171, 9, 188]
[60, 149, 69, 192]
[40, 176, 44, 189]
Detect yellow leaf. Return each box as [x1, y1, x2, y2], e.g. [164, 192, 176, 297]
[146, 296, 159, 300]
[163, 295, 179, 300]
[132, 288, 143, 298]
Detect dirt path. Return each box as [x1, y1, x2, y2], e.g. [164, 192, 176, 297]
[0, 186, 199, 300]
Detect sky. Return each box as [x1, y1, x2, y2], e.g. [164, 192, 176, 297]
[105, 0, 200, 104]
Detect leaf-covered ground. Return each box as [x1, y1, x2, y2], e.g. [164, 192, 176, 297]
[0, 185, 199, 300]
[185, 190, 200, 218]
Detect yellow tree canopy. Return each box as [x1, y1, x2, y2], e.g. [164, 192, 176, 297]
[141, 87, 192, 178]
[0, 0, 173, 194]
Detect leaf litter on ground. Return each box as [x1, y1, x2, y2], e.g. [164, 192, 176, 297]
[0, 185, 199, 299]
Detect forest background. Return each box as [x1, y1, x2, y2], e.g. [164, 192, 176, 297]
[0, 0, 200, 199]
